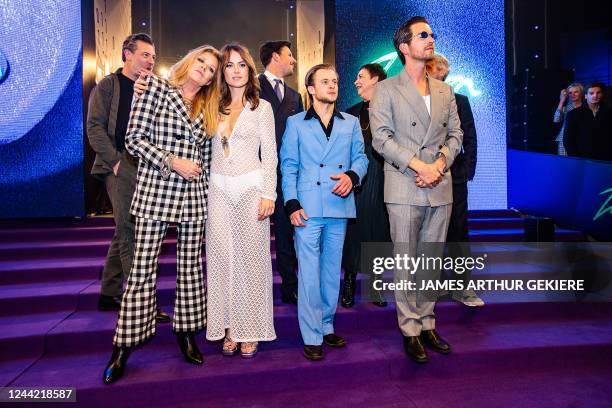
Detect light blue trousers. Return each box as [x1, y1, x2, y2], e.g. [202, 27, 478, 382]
[294, 217, 348, 345]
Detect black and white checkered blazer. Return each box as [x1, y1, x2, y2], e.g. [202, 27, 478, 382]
[125, 75, 212, 222]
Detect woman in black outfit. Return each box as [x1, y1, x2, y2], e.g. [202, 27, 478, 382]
[341, 63, 390, 308]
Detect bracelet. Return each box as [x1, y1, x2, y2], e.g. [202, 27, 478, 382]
[160, 153, 175, 180]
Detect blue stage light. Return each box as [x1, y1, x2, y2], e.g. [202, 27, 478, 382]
[335, 0, 507, 210]
[0, 49, 9, 83]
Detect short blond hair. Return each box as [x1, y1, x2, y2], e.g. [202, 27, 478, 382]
[430, 53, 449, 69]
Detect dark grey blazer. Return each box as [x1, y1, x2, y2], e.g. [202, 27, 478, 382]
[87, 68, 123, 179]
[451, 93, 477, 184]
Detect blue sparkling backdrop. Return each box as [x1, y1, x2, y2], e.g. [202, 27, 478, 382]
[0, 0, 83, 217]
[335, 0, 507, 209]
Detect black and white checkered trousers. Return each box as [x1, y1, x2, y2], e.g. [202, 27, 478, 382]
[113, 216, 206, 347]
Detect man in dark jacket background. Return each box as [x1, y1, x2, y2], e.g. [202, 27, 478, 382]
[258, 41, 304, 304]
[87, 33, 169, 321]
[427, 54, 483, 307]
[564, 83, 612, 162]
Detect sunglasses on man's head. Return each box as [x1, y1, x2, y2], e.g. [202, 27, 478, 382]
[414, 31, 437, 40]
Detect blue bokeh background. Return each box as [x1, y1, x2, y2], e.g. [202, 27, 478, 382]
[0, 1, 84, 217]
[335, 0, 507, 210]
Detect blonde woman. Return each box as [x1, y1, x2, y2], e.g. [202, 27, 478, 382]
[205, 43, 277, 358]
[103, 45, 221, 384]
[553, 83, 583, 156]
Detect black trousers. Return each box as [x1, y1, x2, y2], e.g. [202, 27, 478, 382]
[274, 191, 298, 296]
[447, 181, 472, 285]
[447, 182, 469, 242]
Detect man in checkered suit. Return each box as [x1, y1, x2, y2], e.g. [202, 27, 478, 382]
[103, 45, 220, 384]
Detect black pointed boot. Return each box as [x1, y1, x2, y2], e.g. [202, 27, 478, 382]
[176, 332, 203, 365]
[103, 346, 131, 385]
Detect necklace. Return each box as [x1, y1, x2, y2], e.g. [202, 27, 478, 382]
[359, 103, 371, 131]
[179, 85, 194, 112]
[183, 98, 193, 112]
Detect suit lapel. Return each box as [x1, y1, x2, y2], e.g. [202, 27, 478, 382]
[396, 69, 431, 130]
[191, 111, 205, 140]
[167, 88, 193, 129]
[427, 77, 441, 130]
[259, 74, 281, 111]
[321, 114, 343, 160]
[307, 118, 329, 151]
[278, 82, 293, 110]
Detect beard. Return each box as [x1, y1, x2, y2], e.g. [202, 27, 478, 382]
[283, 66, 294, 77]
[317, 95, 337, 104]
[409, 48, 435, 62]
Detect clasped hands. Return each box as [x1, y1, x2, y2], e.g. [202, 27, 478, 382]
[414, 156, 446, 188]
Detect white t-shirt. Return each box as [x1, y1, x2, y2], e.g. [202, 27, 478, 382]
[422, 94, 431, 115]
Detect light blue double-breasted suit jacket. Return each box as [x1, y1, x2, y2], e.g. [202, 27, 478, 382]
[280, 111, 368, 217]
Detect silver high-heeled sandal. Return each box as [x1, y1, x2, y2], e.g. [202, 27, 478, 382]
[222, 337, 238, 356]
[240, 342, 258, 359]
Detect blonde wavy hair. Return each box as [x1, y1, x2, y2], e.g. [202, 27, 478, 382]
[168, 45, 221, 136]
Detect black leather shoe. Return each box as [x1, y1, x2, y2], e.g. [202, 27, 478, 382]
[155, 307, 171, 323]
[103, 346, 131, 384]
[176, 333, 203, 365]
[403, 336, 428, 363]
[281, 289, 298, 305]
[303, 345, 323, 361]
[323, 333, 346, 348]
[420, 330, 451, 354]
[371, 288, 388, 307]
[98, 295, 122, 311]
[340, 271, 356, 308]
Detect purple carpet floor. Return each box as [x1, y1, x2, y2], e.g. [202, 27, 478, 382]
[0, 211, 610, 407]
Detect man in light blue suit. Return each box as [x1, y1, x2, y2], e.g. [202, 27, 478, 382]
[280, 64, 368, 361]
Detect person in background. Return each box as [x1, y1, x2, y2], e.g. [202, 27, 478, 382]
[258, 40, 304, 305]
[87, 33, 170, 323]
[553, 83, 583, 156]
[427, 54, 483, 307]
[341, 63, 390, 308]
[564, 83, 612, 161]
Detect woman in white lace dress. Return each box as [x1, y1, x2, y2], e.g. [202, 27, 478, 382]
[205, 43, 277, 358]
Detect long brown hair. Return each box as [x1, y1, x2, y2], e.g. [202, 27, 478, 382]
[168, 45, 221, 136]
[218, 43, 260, 112]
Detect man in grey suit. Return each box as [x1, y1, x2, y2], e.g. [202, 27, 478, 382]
[370, 16, 463, 363]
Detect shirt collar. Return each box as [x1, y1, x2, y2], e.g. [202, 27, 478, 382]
[263, 70, 283, 86]
[304, 105, 344, 121]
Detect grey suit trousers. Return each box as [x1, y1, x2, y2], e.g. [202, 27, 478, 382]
[101, 153, 137, 297]
[387, 203, 451, 336]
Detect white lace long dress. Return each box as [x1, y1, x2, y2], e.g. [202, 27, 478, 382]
[205, 99, 278, 342]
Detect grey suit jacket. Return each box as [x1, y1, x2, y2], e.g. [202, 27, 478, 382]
[370, 69, 463, 207]
[87, 69, 123, 179]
